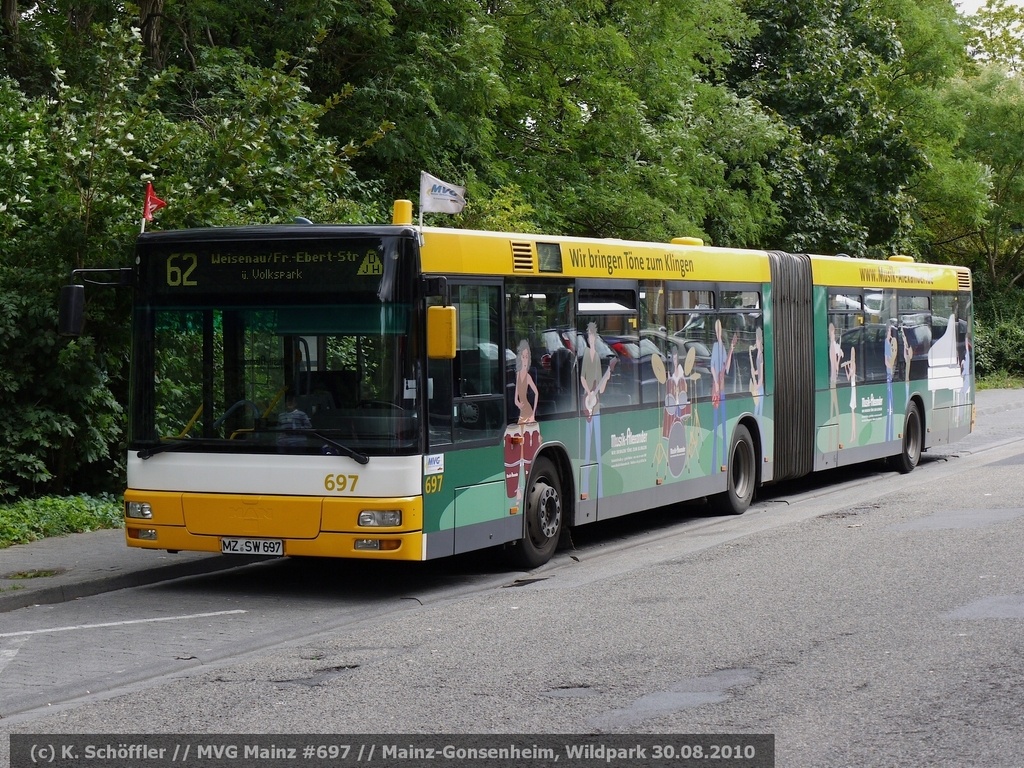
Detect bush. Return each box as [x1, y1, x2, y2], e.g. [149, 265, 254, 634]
[0, 494, 122, 549]
[974, 316, 1024, 379]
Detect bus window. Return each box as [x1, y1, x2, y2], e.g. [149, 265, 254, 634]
[897, 294, 931, 385]
[832, 292, 862, 312]
[638, 281, 667, 405]
[578, 286, 638, 409]
[666, 289, 714, 401]
[721, 289, 760, 311]
[719, 290, 761, 397]
[452, 284, 505, 441]
[506, 279, 576, 418]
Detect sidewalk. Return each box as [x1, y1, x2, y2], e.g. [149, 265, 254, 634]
[2, 388, 1022, 614]
[0, 529, 249, 613]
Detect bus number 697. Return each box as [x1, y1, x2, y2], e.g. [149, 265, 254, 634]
[324, 474, 359, 492]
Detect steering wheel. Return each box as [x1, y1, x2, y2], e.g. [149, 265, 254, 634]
[213, 399, 261, 429]
[358, 400, 402, 411]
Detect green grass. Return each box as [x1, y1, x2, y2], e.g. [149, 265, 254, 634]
[976, 372, 1024, 390]
[0, 494, 122, 549]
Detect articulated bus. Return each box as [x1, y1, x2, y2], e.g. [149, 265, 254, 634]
[61, 200, 974, 568]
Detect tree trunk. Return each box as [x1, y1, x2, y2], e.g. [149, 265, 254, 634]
[138, 0, 164, 69]
[2, 0, 17, 43]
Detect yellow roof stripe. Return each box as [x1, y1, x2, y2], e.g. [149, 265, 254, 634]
[418, 228, 969, 291]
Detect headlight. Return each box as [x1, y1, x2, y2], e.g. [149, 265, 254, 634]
[358, 510, 402, 527]
[125, 501, 153, 519]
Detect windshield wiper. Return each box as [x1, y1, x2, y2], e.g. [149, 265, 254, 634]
[136, 438, 208, 459]
[302, 430, 370, 465]
[136, 431, 370, 464]
[266, 426, 370, 464]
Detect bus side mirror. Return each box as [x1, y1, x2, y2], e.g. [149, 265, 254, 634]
[59, 284, 86, 337]
[427, 305, 457, 359]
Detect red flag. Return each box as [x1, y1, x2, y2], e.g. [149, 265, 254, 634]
[143, 182, 167, 221]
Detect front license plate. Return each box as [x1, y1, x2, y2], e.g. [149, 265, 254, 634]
[221, 537, 283, 556]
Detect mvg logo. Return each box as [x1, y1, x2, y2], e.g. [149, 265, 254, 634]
[429, 182, 460, 199]
[420, 172, 465, 213]
[424, 454, 445, 475]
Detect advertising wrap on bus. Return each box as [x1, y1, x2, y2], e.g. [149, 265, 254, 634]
[60, 202, 974, 568]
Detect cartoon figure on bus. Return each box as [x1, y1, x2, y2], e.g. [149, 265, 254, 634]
[710, 318, 737, 472]
[513, 339, 539, 425]
[901, 326, 913, 406]
[957, 331, 972, 425]
[885, 324, 897, 441]
[504, 340, 542, 505]
[841, 347, 857, 446]
[961, 332, 972, 400]
[581, 322, 616, 497]
[749, 325, 764, 430]
[827, 322, 843, 448]
[652, 347, 692, 479]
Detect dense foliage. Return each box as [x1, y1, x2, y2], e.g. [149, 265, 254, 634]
[0, 494, 122, 548]
[2, 0, 1024, 499]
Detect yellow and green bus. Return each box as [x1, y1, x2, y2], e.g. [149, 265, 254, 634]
[63, 200, 974, 568]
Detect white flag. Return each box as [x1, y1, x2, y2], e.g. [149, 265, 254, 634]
[420, 171, 466, 214]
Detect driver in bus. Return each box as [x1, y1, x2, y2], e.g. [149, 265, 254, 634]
[277, 396, 312, 447]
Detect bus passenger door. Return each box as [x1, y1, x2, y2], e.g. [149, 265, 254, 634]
[427, 283, 517, 555]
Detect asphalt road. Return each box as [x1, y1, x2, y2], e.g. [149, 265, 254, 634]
[2, 391, 1024, 768]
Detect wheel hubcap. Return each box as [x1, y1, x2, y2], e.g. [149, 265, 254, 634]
[533, 483, 561, 540]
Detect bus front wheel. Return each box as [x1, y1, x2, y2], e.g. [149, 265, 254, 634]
[510, 456, 563, 569]
[890, 400, 922, 474]
[709, 423, 756, 516]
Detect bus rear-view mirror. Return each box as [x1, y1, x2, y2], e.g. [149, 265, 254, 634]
[58, 284, 85, 337]
[427, 305, 457, 359]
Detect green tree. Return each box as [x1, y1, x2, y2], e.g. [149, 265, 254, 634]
[964, 0, 1024, 69]
[312, 0, 508, 204]
[138, 0, 336, 71]
[726, 0, 924, 255]
[940, 66, 1024, 288]
[948, 0, 1024, 377]
[0, 25, 145, 498]
[0, 22, 375, 497]
[876, 0, 990, 259]
[485, 0, 782, 245]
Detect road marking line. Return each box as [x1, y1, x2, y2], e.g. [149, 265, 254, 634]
[0, 637, 28, 674]
[0, 610, 247, 638]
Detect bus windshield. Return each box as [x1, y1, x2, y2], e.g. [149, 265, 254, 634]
[128, 233, 421, 456]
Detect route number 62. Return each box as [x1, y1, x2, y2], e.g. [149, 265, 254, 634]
[166, 253, 198, 287]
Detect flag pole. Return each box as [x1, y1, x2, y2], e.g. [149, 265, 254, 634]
[142, 181, 151, 234]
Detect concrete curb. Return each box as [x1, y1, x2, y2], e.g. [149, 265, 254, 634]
[0, 553, 259, 613]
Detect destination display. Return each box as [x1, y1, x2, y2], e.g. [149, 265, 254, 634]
[142, 238, 395, 298]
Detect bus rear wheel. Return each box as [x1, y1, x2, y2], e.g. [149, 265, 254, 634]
[709, 424, 755, 516]
[890, 400, 922, 474]
[510, 456, 563, 569]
